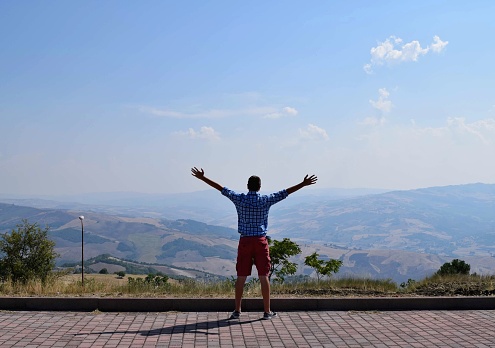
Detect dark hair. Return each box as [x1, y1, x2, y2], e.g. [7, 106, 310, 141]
[247, 175, 261, 191]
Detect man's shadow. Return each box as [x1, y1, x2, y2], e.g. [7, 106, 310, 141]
[76, 317, 263, 337]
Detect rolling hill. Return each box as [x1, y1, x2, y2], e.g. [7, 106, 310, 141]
[270, 183, 495, 256]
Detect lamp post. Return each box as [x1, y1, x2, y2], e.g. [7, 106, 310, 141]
[78, 216, 84, 287]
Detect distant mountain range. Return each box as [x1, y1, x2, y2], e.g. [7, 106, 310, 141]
[1, 183, 494, 283]
[272, 183, 495, 253]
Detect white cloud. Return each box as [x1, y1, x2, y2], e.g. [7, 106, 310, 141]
[369, 88, 393, 113]
[359, 116, 386, 126]
[283, 106, 298, 115]
[176, 126, 220, 141]
[264, 106, 299, 119]
[299, 124, 329, 141]
[399, 40, 429, 61]
[360, 88, 392, 126]
[364, 35, 448, 73]
[363, 63, 373, 74]
[349, 116, 495, 190]
[414, 117, 495, 144]
[447, 117, 495, 144]
[140, 106, 276, 119]
[430, 35, 449, 53]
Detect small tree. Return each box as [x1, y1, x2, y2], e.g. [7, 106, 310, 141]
[268, 238, 301, 283]
[115, 271, 126, 278]
[436, 259, 470, 276]
[304, 252, 342, 283]
[99, 268, 109, 274]
[0, 219, 58, 284]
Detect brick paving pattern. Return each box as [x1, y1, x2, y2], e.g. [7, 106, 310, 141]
[1, 310, 495, 347]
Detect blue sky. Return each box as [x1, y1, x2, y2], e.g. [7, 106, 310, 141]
[1, 1, 494, 195]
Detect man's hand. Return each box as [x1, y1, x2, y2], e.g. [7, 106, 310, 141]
[303, 174, 318, 186]
[286, 174, 318, 195]
[191, 167, 223, 191]
[191, 167, 205, 180]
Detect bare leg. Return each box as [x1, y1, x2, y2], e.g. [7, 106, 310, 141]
[259, 275, 270, 313]
[235, 276, 247, 312]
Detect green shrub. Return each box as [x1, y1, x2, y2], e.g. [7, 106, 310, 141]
[0, 220, 58, 284]
[436, 259, 470, 276]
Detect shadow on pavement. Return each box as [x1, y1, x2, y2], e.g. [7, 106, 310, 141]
[76, 317, 263, 337]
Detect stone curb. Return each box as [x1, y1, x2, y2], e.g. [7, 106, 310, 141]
[2, 297, 495, 312]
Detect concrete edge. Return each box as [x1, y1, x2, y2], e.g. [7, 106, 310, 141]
[1, 297, 495, 312]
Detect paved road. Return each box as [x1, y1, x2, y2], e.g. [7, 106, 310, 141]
[1, 310, 495, 347]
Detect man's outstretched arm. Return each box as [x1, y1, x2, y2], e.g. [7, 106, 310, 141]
[286, 175, 318, 195]
[191, 167, 223, 192]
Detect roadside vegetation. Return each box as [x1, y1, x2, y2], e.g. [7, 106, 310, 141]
[402, 274, 495, 296]
[0, 273, 400, 297]
[2, 272, 495, 298]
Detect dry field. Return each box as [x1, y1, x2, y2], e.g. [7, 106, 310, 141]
[62, 273, 147, 286]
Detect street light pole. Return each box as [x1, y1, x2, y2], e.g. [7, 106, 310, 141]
[78, 216, 84, 287]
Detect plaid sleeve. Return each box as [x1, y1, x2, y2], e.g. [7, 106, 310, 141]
[265, 189, 289, 206]
[221, 187, 239, 202]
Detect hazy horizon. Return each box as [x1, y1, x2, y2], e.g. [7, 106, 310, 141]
[1, 182, 493, 202]
[1, 2, 494, 196]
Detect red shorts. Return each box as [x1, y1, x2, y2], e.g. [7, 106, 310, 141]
[236, 236, 271, 277]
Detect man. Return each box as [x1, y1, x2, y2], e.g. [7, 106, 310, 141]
[191, 167, 317, 320]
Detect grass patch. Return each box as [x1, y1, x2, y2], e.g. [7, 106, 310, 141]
[272, 277, 398, 296]
[403, 273, 495, 296]
[0, 274, 398, 298]
[2, 273, 495, 297]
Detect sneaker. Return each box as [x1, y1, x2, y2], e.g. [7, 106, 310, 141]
[263, 311, 278, 320]
[229, 311, 241, 319]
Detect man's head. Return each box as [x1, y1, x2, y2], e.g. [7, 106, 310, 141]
[247, 175, 261, 192]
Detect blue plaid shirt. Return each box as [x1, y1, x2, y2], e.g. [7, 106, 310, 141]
[221, 187, 289, 237]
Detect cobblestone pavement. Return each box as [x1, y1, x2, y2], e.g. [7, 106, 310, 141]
[1, 310, 495, 347]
